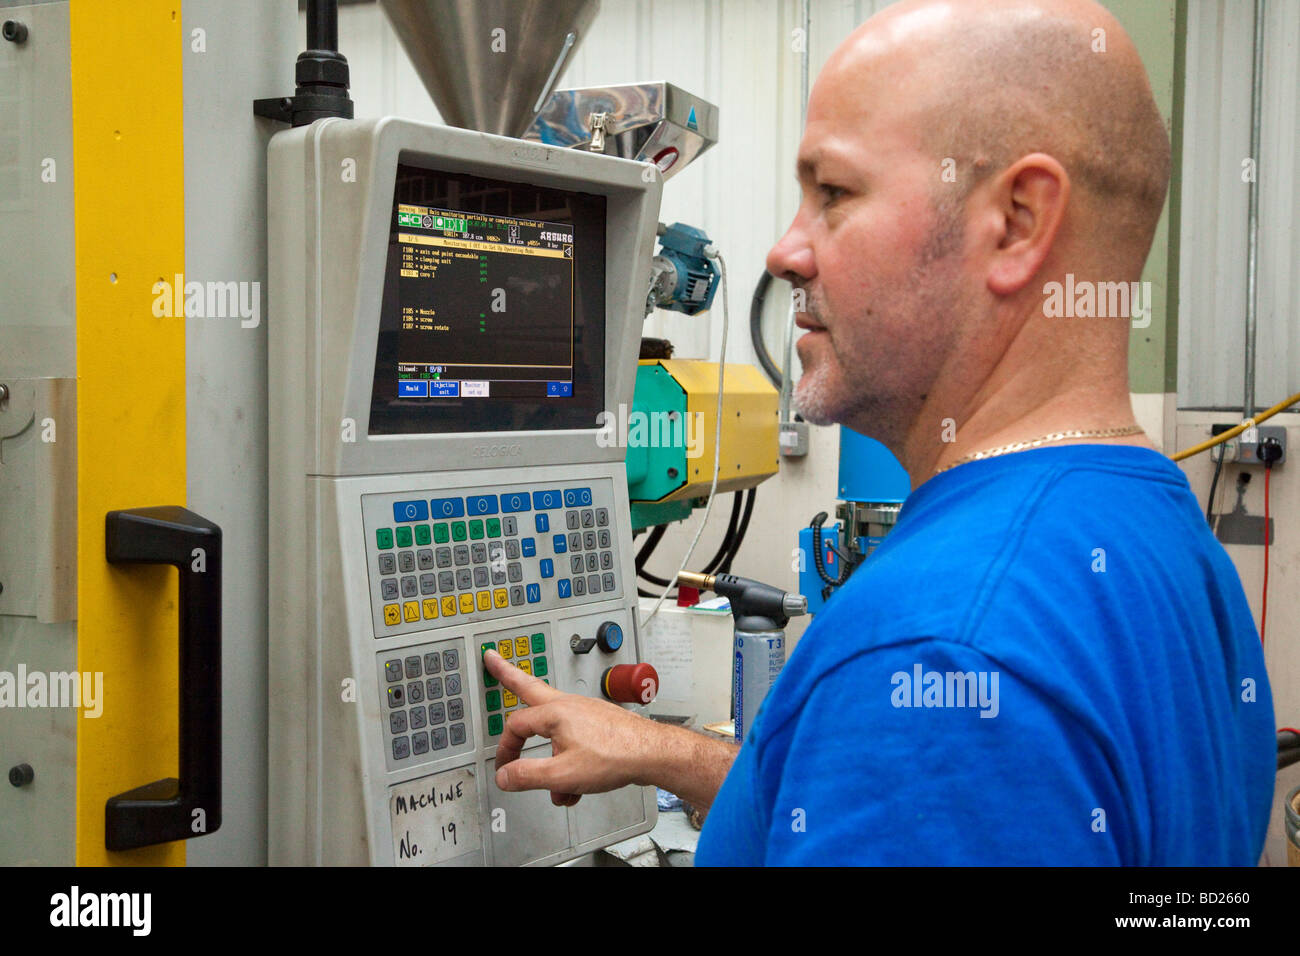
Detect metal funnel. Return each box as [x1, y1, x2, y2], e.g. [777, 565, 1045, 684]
[524, 82, 718, 180]
[378, 0, 600, 138]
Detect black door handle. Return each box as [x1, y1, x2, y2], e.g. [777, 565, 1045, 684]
[103, 506, 222, 852]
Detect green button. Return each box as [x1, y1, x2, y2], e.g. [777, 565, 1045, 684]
[376, 528, 394, 549]
[433, 523, 450, 543]
[485, 690, 501, 712]
[395, 526, 413, 547]
[533, 656, 548, 678]
[531, 632, 545, 654]
[486, 517, 501, 538]
[481, 643, 499, 687]
[469, 519, 484, 540]
[451, 521, 467, 541]
[414, 524, 432, 545]
[488, 714, 504, 736]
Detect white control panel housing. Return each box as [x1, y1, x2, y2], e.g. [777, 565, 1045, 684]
[267, 118, 663, 865]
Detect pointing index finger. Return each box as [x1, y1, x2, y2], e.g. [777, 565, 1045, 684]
[482, 649, 562, 705]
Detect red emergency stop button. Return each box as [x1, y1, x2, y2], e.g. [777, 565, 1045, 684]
[601, 663, 659, 704]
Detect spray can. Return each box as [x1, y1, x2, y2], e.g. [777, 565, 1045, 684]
[678, 571, 807, 743]
[734, 620, 785, 743]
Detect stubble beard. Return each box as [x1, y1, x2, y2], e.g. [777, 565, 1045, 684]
[792, 288, 871, 428]
[792, 348, 841, 426]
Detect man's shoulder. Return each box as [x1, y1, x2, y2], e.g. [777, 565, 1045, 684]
[781, 444, 1218, 691]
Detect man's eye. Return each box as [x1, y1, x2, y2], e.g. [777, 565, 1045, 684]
[818, 184, 847, 205]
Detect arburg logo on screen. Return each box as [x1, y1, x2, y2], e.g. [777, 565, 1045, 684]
[473, 444, 522, 459]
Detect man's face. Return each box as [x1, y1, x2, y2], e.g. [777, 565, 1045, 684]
[767, 55, 970, 439]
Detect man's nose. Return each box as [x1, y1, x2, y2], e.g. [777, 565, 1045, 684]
[766, 219, 816, 284]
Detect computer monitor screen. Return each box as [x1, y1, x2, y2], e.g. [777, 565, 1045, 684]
[368, 161, 608, 435]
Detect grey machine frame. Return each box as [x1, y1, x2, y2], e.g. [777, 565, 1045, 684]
[268, 117, 664, 865]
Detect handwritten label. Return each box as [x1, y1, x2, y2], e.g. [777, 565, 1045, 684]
[389, 766, 482, 866]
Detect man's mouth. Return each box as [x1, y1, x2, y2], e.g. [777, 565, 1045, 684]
[795, 314, 827, 333]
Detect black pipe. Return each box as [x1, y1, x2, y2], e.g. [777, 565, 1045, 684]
[254, 0, 353, 126]
[702, 493, 744, 575]
[751, 272, 783, 388]
[640, 491, 748, 588]
[719, 488, 756, 574]
[307, 0, 339, 52]
[639, 566, 672, 588]
[635, 523, 668, 571]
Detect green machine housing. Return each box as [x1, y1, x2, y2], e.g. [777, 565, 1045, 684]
[626, 359, 779, 530]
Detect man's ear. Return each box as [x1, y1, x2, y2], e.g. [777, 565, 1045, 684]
[985, 153, 1069, 296]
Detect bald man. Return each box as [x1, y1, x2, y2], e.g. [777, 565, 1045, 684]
[482, 0, 1275, 864]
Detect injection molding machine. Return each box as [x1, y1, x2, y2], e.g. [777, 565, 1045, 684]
[267, 117, 664, 865]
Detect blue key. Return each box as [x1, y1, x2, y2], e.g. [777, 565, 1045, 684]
[430, 497, 464, 518]
[526, 583, 541, 604]
[532, 490, 562, 510]
[552, 534, 567, 554]
[539, 559, 554, 578]
[534, 513, 549, 533]
[501, 492, 531, 513]
[557, 579, 572, 599]
[392, 499, 428, 523]
[466, 494, 498, 516]
[521, 538, 536, 557]
[563, 487, 593, 507]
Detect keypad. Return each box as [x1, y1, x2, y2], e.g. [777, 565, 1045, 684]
[379, 636, 471, 767]
[480, 630, 550, 737]
[370, 484, 621, 636]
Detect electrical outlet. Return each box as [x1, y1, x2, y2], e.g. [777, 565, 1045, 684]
[779, 420, 809, 457]
[1211, 437, 1238, 463]
[1212, 423, 1285, 466]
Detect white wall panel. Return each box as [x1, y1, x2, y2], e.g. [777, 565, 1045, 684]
[1179, 0, 1300, 409]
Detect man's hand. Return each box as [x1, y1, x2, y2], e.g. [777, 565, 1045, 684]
[484, 649, 661, 807]
[484, 650, 740, 810]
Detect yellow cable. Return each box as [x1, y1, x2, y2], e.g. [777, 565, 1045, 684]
[1171, 390, 1300, 462]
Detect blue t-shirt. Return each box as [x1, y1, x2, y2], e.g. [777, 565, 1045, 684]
[696, 445, 1274, 865]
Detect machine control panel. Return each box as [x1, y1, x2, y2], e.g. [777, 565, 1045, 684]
[364, 481, 622, 639]
[477, 626, 551, 739]
[267, 117, 663, 866]
[377, 635, 475, 772]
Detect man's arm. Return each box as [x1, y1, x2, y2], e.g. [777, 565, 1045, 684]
[484, 649, 737, 809]
[750, 639, 1129, 864]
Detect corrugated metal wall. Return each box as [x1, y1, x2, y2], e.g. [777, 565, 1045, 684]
[1179, 0, 1300, 409]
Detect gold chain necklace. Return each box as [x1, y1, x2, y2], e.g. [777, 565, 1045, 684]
[934, 425, 1146, 474]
